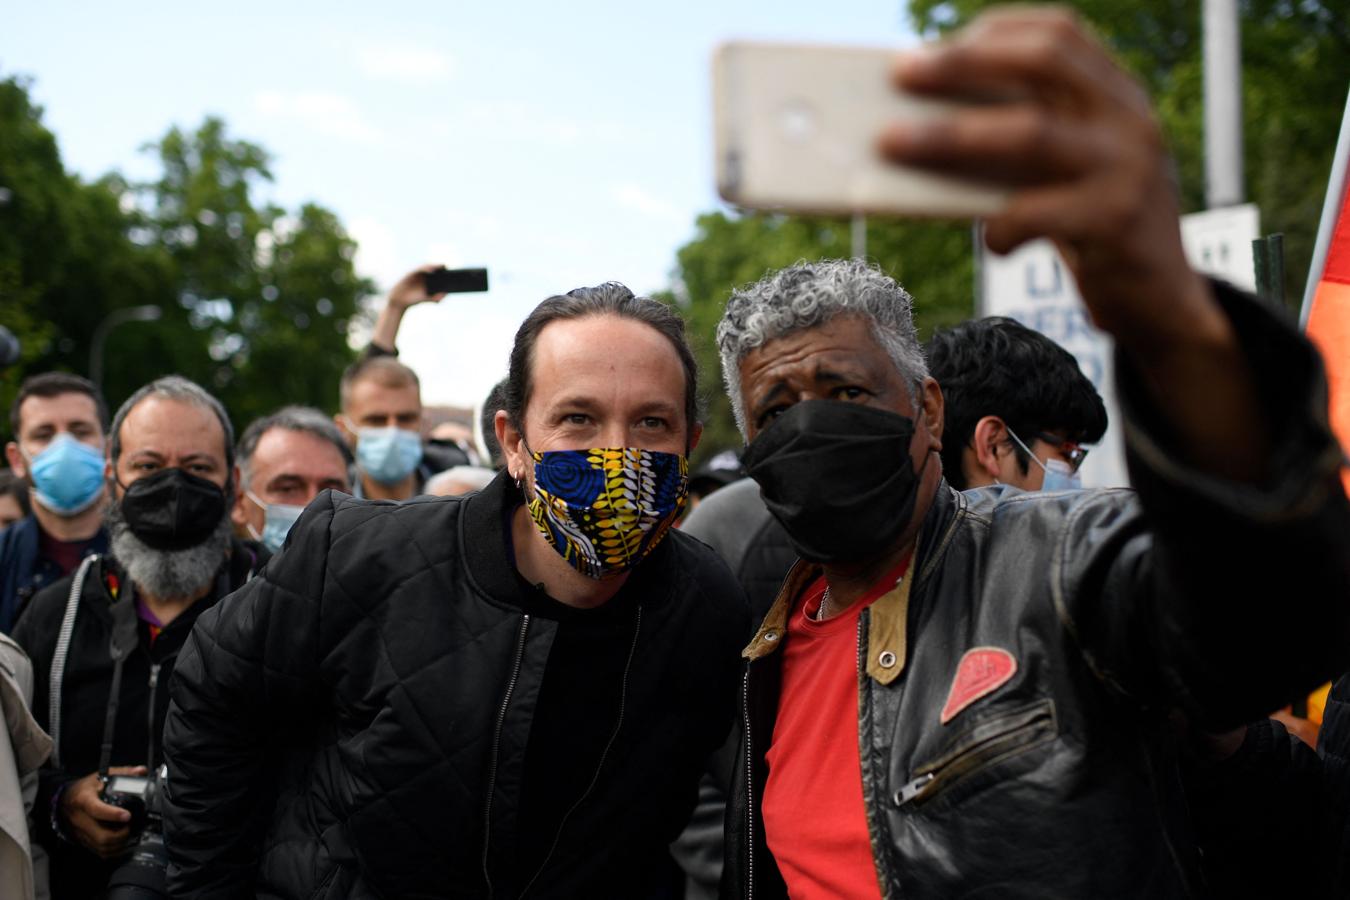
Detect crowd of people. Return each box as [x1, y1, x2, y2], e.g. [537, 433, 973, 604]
[0, 7, 1347, 900]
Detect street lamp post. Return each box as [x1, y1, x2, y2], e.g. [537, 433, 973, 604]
[90, 305, 162, 389]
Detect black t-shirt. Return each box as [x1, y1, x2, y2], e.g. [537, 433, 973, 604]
[505, 506, 641, 883]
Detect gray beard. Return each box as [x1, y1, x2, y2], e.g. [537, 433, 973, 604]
[107, 501, 233, 602]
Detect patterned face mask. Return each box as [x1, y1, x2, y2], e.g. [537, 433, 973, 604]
[524, 446, 689, 579]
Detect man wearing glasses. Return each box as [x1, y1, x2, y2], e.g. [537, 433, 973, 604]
[924, 316, 1105, 493]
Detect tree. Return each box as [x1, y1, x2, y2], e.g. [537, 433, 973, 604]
[907, 0, 1350, 308]
[126, 117, 374, 429]
[0, 75, 174, 437]
[663, 213, 974, 461]
[0, 74, 374, 442]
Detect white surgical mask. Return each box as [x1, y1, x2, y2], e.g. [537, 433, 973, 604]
[1007, 429, 1083, 492]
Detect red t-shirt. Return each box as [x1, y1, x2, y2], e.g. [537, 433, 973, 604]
[762, 556, 911, 900]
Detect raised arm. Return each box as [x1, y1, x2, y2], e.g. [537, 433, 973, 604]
[883, 7, 1267, 482]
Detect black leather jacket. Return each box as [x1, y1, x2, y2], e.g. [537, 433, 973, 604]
[724, 287, 1350, 899]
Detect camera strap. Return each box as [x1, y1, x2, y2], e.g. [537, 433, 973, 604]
[98, 579, 140, 779]
[48, 554, 99, 770]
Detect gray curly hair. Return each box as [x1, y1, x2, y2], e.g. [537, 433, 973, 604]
[716, 258, 929, 436]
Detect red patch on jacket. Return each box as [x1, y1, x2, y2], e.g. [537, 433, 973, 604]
[940, 647, 1018, 724]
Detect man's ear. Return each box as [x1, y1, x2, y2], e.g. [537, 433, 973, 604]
[4, 442, 23, 478]
[920, 378, 943, 452]
[687, 421, 703, 456]
[971, 416, 1008, 482]
[496, 410, 525, 481]
[334, 414, 356, 447]
[230, 493, 250, 529]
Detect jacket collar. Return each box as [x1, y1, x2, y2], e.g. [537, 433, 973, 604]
[742, 481, 966, 686]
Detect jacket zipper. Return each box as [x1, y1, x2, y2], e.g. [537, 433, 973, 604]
[146, 663, 161, 767]
[481, 614, 531, 898]
[894, 704, 1055, 808]
[518, 606, 644, 898]
[742, 666, 755, 900]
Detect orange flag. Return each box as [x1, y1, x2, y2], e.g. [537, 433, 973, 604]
[1303, 93, 1350, 495]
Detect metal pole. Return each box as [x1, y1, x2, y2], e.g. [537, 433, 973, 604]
[1301, 87, 1350, 327]
[89, 306, 162, 389]
[851, 213, 867, 260]
[1203, 0, 1245, 208]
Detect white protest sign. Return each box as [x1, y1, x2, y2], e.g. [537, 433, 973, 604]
[978, 239, 1128, 488]
[1180, 203, 1260, 292]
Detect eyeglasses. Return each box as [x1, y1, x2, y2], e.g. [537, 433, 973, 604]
[1031, 431, 1090, 473]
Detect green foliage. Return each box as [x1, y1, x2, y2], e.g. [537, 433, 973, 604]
[0, 76, 374, 443]
[906, 0, 1350, 306]
[666, 1, 1348, 458]
[665, 212, 973, 460]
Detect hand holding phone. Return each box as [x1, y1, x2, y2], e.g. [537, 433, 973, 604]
[424, 267, 489, 295]
[713, 41, 1009, 218]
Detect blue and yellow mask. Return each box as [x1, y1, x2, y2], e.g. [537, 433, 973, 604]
[525, 446, 688, 579]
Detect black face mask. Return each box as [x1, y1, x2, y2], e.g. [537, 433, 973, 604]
[743, 400, 927, 564]
[118, 468, 228, 551]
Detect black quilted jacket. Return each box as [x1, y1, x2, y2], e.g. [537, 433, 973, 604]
[162, 473, 749, 899]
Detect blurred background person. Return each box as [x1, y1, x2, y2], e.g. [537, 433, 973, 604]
[0, 631, 52, 900]
[423, 421, 475, 474]
[925, 316, 1107, 491]
[478, 378, 509, 470]
[232, 406, 352, 552]
[13, 375, 267, 900]
[0, 374, 110, 634]
[423, 464, 496, 497]
[335, 356, 430, 501]
[0, 469, 32, 530]
[683, 449, 743, 517]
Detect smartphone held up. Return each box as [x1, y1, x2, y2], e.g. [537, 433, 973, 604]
[713, 41, 1009, 219]
[423, 267, 490, 296]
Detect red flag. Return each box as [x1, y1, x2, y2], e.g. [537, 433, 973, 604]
[1304, 93, 1350, 495]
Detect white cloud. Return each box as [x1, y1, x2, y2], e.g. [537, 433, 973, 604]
[348, 215, 402, 291]
[462, 101, 623, 148]
[612, 183, 682, 224]
[252, 90, 383, 144]
[422, 241, 466, 269]
[356, 42, 454, 84]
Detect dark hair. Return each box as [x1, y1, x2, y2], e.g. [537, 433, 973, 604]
[9, 372, 109, 440]
[236, 405, 353, 487]
[109, 375, 236, 471]
[925, 317, 1107, 490]
[479, 378, 508, 468]
[339, 355, 421, 411]
[0, 469, 31, 518]
[504, 283, 700, 444]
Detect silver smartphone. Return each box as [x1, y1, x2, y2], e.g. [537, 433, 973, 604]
[713, 41, 1009, 218]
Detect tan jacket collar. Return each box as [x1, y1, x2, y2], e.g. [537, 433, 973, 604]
[743, 556, 914, 686]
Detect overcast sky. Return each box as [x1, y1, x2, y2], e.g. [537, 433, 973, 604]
[4, 0, 920, 408]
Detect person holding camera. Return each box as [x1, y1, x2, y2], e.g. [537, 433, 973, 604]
[12, 375, 267, 900]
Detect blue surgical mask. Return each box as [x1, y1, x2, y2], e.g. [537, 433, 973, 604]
[245, 490, 305, 553]
[1008, 428, 1083, 492]
[25, 433, 105, 516]
[353, 426, 423, 486]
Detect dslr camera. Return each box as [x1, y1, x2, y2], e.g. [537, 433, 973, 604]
[99, 765, 170, 899]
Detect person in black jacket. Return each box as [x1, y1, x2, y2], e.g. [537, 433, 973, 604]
[162, 283, 750, 899]
[12, 375, 267, 900]
[715, 9, 1350, 898]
